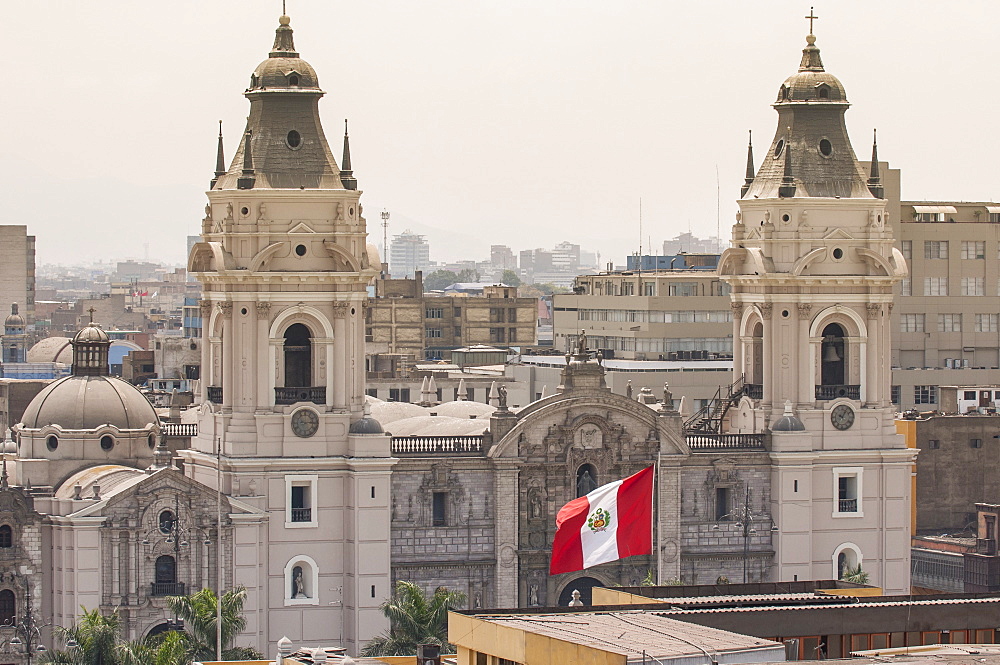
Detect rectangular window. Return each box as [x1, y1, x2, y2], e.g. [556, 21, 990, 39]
[901, 314, 925, 332]
[924, 240, 948, 259]
[432, 492, 447, 527]
[972, 438, 983, 449]
[643, 282, 655, 296]
[962, 241, 986, 259]
[938, 314, 962, 332]
[924, 277, 948, 296]
[508, 327, 516, 343]
[715, 487, 730, 521]
[962, 277, 984, 295]
[901, 240, 912, 260]
[285, 475, 318, 527]
[927, 440, 940, 449]
[976, 314, 998, 332]
[454, 326, 462, 337]
[991, 213, 1000, 225]
[891, 385, 900, 404]
[425, 307, 443, 319]
[489, 327, 505, 343]
[916, 212, 944, 222]
[425, 327, 442, 338]
[621, 282, 635, 296]
[833, 467, 863, 516]
[914, 385, 938, 404]
[453, 306, 461, 315]
[900, 277, 911, 297]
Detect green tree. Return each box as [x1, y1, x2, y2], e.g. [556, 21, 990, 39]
[423, 270, 458, 291]
[841, 564, 870, 585]
[361, 581, 466, 657]
[165, 586, 261, 662]
[500, 270, 522, 287]
[454, 268, 480, 283]
[43, 607, 146, 665]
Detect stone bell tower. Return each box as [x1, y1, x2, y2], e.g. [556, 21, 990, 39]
[718, 21, 915, 593]
[183, 14, 394, 653]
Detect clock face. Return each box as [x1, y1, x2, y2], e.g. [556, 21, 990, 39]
[291, 409, 319, 438]
[830, 404, 855, 431]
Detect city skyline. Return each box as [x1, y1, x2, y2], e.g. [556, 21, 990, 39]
[4, 1, 999, 266]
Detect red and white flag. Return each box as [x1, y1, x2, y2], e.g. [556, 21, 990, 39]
[549, 466, 654, 575]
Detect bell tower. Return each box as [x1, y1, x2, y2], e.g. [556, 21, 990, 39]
[718, 22, 915, 592]
[184, 14, 393, 653]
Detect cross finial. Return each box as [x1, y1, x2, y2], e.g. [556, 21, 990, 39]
[805, 7, 818, 35]
[87, 307, 96, 324]
[282, 0, 287, 15]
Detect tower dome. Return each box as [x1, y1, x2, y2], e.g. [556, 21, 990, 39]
[4, 304, 25, 329]
[742, 31, 871, 200]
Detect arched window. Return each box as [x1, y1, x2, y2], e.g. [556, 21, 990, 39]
[820, 323, 846, 386]
[288, 74, 300, 86]
[0, 525, 12, 548]
[817, 84, 830, 99]
[833, 543, 862, 581]
[749, 321, 764, 386]
[576, 464, 598, 498]
[0, 589, 15, 625]
[158, 511, 175, 534]
[153, 555, 177, 597]
[283, 324, 312, 388]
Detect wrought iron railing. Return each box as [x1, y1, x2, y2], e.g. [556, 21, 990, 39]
[291, 508, 312, 523]
[685, 433, 766, 450]
[163, 423, 198, 437]
[391, 436, 484, 455]
[838, 498, 858, 513]
[275, 386, 326, 405]
[815, 384, 860, 400]
[744, 383, 763, 400]
[206, 386, 223, 403]
[150, 582, 186, 597]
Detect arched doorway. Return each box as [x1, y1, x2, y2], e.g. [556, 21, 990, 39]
[576, 464, 598, 497]
[284, 324, 312, 388]
[749, 321, 763, 387]
[820, 323, 846, 386]
[557, 576, 603, 606]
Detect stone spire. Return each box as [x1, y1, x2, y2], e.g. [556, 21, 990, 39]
[867, 129, 884, 199]
[270, 14, 299, 57]
[211, 121, 226, 189]
[238, 129, 256, 190]
[778, 133, 796, 198]
[340, 119, 357, 190]
[741, 130, 754, 197]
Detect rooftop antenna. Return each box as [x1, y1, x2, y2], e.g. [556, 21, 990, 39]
[380, 210, 390, 271]
[716, 164, 721, 253]
[637, 198, 642, 277]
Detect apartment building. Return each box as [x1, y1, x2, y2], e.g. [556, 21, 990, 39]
[0, 226, 35, 325]
[553, 270, 732, 360]
[367, 274, 538, 359]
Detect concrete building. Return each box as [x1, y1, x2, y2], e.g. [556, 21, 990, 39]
[0, 226, 36, 326]
[554, 270, 732, 361]
[367, 277, 537, 360]
[389, 230, 430, 278]
[489, 245, 516, 273]
[717, 27, 914, 591]
[184, 13, 393, 654]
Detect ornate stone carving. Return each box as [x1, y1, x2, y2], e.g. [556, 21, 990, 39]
[256, 302, 271, 320]
[730, 302, 744, 319]
[258, 202, 267, 220]
[216, 302, 233, 319]
[797, 303, 812, 320]
[332, 301, 349, 318]
[866, 303, 881, 319]
[759, 303, 773, 318]
[199, 299, 213, 316]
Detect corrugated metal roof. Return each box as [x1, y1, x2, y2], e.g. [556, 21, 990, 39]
[657, 595, 1000, 615]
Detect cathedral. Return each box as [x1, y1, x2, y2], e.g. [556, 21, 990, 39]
[0, 11, 915, 660]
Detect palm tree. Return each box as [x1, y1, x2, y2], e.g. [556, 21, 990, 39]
[361, 581, 466, 657]
[42, 607, 124, 665]
[841, 563, 870, 585]
[165, 586, 260, 662]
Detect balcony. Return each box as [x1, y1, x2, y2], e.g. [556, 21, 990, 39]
[291, 508, 312, 523]
[978, 538, 998, 556]
[150, 582, 186, 597]
[838, 498, 858, 513]
[744, 384, 763, 400]
[275, 386, 326, 405]
[815, 384, 860, 400]
[206, 386, 223, 403]
[685, 433, 767, 450]
[391, 436, 485, 456]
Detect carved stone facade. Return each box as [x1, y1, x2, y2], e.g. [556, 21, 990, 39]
[390, 355, 775, 607]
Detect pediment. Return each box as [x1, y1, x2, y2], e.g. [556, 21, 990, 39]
[288, 222, 315, 234]
[823, 227, 854, 240]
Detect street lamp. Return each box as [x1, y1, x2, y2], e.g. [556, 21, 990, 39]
[712, 486, 775, 584]
[0, 577, 47, 665]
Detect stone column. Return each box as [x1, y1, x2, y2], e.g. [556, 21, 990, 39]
[797, 303, 812, 406]
[731, 303, 744, 382]
[218, 302, 233, 409]
[256, 302, 271, 411]
[493, 460, 521, 608]
[332, 301, 349, 410]
[760, 302, 773, 410]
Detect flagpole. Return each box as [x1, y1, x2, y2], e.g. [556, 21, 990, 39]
[655, 453, 662, 586]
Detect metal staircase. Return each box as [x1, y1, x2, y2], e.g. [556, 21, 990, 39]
[684, 375, 746, 434]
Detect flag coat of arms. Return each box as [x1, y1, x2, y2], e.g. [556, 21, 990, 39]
[549, 466, 654, 575]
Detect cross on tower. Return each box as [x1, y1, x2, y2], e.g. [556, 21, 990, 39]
[282, 0, 287, 14]
[87, 307, 96, 324]
[805, 7, 818, 34]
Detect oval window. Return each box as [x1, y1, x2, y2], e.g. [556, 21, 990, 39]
[833, 248, 844, 260]
[295, 244, 307, 257]
[100, 435, 114, 451]
[46, 435, 58, 451]
[286, 130, 301, 149]
[774, 139, 785, 158]
[819, 139, 833, 156]
[148, 434, 156, 449]
[240, 206, 249, 216]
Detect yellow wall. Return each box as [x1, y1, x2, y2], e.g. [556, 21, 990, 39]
[895, 418, 919, 536]
[591, 587, 666, 606]
[449, 612, 625, 665]
[816, 587, 883, 597]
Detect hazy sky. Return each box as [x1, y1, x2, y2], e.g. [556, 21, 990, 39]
[5, 1, 999, 267]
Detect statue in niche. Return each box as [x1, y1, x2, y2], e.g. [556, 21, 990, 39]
[292, 568, 306, 598]
[529, 493, 543, 519]
[497, 384, 508, 408]
[577, 469, 597, 497]
[474, 591, 482, 609]
[226, 202, 234, 219]
[528, 584, 539, 606]
[568, 589, 584, 606]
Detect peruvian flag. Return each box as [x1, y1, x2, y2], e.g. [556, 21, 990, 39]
[549, 466, 654, 575]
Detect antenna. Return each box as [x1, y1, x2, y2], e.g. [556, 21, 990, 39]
[380, 210, 390, 273]
[716, 164, 721, 253]
[638, 198, 643, 276]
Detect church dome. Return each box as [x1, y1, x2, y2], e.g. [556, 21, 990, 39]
[349, 402, 384, 435]
[248, 16, 320, 91]
[4, 304, 24, 328]
[775, 36, 848, 104]
[73, 324, 110, 344]
[20, 375, 159, 431]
